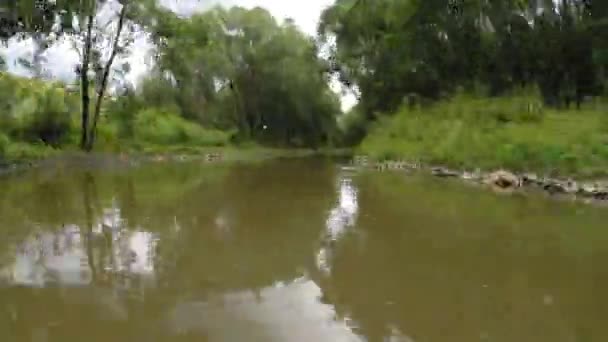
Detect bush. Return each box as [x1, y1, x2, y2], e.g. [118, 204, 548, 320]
[133, 107, 230, 147]
[105, 92, 145, 139]
[4, 80, 75, 146]
[0, 133, 9, 158]
[338, 106, 369, 146]
[5, 141, 56, 161]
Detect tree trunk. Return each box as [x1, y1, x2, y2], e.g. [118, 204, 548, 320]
[86, 4, 127, 152]
[80, 12, 95, 151]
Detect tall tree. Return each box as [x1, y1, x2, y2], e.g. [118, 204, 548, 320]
[319, 0, 607, 123]
[0, 0, 146, 151]
[139, 5, 341, 147]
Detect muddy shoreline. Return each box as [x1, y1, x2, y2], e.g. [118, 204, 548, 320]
[352, 156, 608, 205]
[4, 152, 607, 206]
[0, 152, 224, 177]
[0, 148, 349, 177]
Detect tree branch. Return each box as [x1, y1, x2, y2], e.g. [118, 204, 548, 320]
[87, 3, 127, 151]
[80, 9, 95, 150]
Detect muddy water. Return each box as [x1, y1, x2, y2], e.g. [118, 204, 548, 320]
[1, 158, 607, 342]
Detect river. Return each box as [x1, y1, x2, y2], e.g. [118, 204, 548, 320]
[0, 158, 607, 342]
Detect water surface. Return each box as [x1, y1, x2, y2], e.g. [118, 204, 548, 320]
[1, 159, 607, 342]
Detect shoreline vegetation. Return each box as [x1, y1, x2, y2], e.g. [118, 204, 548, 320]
[314, 0, 608, 205]
[353, 91, 608, 204]
[0, 146, 352, 176]
[358, 91, 608, 179]
[1, 5, 344, 168]
[1, 71, 607, 206]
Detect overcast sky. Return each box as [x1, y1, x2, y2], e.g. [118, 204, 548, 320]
[0, 0, 357, 111]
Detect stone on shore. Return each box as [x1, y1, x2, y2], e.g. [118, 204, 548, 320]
[484, 170, 520, 189]
[431, 167, 459, 178]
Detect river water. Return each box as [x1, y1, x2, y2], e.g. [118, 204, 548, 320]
[1, 158, 607, 342]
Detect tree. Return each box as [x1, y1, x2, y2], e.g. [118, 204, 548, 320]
[139, 5, 341, 147]
[319, 0, 608, 128]
[0, 0, 147, 151]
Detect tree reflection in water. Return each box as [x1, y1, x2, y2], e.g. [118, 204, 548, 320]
[0, 173, 159, 291]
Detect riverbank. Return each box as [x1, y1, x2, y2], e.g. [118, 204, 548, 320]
[359, 93, 608, 179]
[0, 145, 353, 176]
[351, 157, 608, 205]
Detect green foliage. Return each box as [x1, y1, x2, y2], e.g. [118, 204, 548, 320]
[436, 88, 545, 124]
[360, 94, 608, 176]
[12, 86, 75, 146]
[4, 141, 57, 161]
[132, 107, 230, 147]
[320, 0, 608, 119]
[146, 5, 341, 148]
[0, 133, 9, 158]
[104, 91, 144, 139]
[0, 74, 77, 147]
[337, 105, 369, 146]
[0, 71, 238, 159]
[318, 0, 608, 173]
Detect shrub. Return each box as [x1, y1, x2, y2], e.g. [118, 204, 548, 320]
[337, 106, 369, 146]
[5, 141, 56, 161]
[8, 83, 74, 146]
[0, 133, 9, 158]
[133, 107, 230, 146]
[105, 92, 145, 139]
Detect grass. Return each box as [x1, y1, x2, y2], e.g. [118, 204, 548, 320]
[0, 134, 60, 165]
[359, 91, 608, 178]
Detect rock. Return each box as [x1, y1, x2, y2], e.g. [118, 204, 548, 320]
[374, 162, 387, 171]
[564, 179, 579, 194]
[352, 156, 369, 166]
[462, 169, 482, 181]
[407, 160, 422, 169]
[542, 180, 567, 194]
[378, 161, 402, 170]
[205, 152, 222, 162]
[388, 160, 408, 170]
[593, 191, 608, 200]
[539, 178, 579, 195]
[577, 183, 597, 197]
[521, 173, 542, 186]
[431, 167, 459, 178]
[370, 160, 412, 170]
[484, 170, 521, 189]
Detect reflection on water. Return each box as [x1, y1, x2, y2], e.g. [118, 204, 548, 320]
[168, 277, 363, 342]
[317, 169, 360, 275]
[5, 224, 92, 286]
[1, 204, 159, 289]
[1, 160, 608, 341]
[326, 173, 359, 237]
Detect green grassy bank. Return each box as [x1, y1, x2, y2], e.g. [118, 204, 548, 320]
[359, 91, 608, 178]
